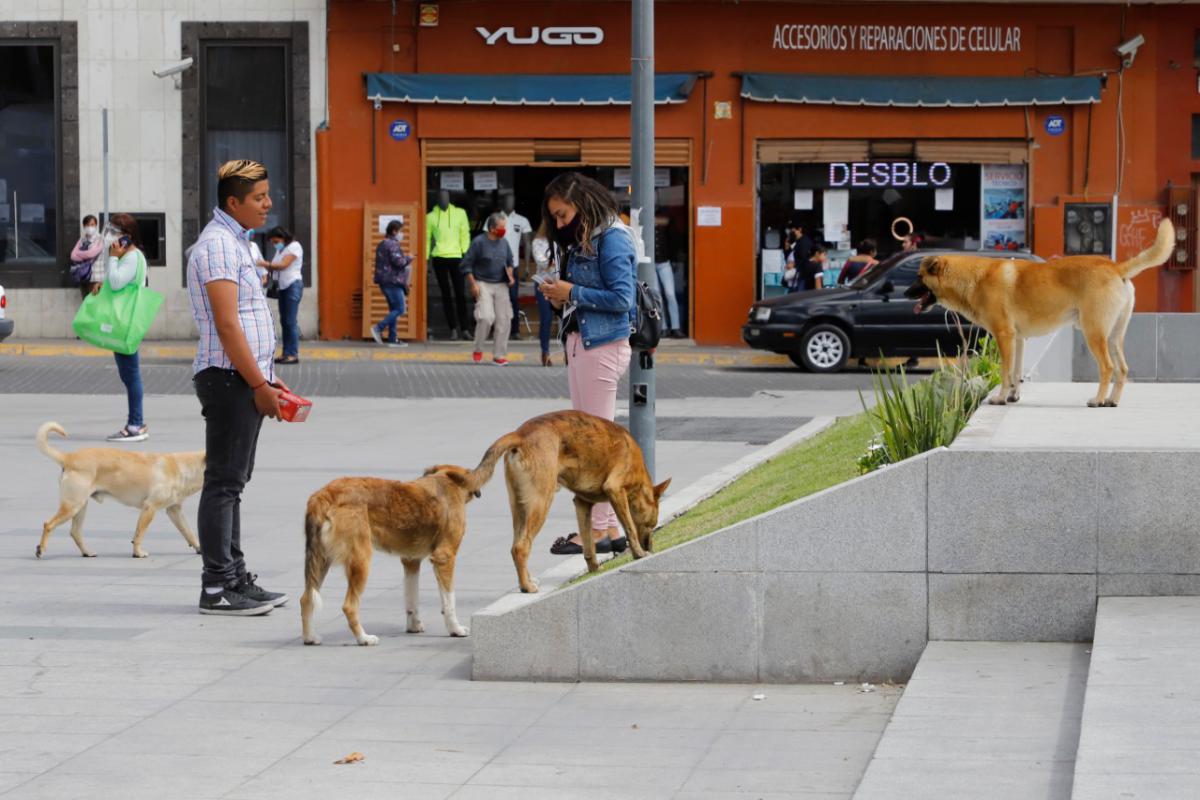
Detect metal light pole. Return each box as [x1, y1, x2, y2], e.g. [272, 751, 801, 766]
[629, 0, 657, 478]
[101, 107, 110, 228]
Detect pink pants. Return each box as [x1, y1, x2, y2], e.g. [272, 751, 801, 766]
[566, 332, 632, 531]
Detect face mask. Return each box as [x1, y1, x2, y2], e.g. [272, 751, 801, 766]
[84, 225, 98, 237]
[392, 231, 403, 243]
[493, 227, 507, 238]
[438, 198, 449, 211]
[555, 215, 581, 247]
[272, 242, 283, 254]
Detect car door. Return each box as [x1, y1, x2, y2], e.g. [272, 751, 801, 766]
[850, 257, 925, 356]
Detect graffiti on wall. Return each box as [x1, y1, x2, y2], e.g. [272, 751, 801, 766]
[1118, 207, 1164, 255]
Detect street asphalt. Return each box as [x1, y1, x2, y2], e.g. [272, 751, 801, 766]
[0, 356, 897, 799]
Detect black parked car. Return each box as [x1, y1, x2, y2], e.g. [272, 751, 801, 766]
[743, 249, 1042, 372]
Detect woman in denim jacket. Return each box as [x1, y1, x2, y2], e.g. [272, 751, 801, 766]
[538, 172, 637, 555]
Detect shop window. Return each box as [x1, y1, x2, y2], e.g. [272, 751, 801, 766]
[1192, 114, 1200, 160]
[0, 43, 59, 270]
[200, 41, 292, 269]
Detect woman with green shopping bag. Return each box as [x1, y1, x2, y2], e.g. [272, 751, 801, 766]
[98, 214, 152, 442]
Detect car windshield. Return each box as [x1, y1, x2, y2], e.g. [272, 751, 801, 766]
[849, 253, 909, 290]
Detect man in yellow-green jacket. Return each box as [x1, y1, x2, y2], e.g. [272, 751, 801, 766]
[426, 189, 472, 340]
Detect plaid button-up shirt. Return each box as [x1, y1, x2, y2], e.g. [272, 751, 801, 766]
[187, 208, 276, 381]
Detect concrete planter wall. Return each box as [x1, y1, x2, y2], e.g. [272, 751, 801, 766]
[473, 446, 1200, 683]
[1073, 313, 1200, 382]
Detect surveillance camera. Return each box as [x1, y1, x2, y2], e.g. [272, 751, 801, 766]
[1115, 34, 1144, 67]
[152, 57, 193, 79]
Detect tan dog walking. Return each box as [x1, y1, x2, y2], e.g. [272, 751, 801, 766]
[907, 219, 1174, 408]
[300, 464, 490, 646]
[35, 422, 205, 559]
[474, 410, 670, 594]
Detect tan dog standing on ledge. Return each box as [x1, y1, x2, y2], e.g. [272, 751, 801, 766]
[35, 422, 205, 559]
[301, 464, 489, 646]
[906, 219, 1174, 408]
[475, 410, 671, 593]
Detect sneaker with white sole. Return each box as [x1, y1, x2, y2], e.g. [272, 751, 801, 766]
[107, 425, 148, 443]
[370, 327, 384, 346]
[387, 340, 408, 348]
[493, 357, 509, 366]
[198, 586, 273, 616]
[235, 572, 289, 607]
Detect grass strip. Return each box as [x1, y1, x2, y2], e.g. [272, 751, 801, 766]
[570, 413, 876, 584]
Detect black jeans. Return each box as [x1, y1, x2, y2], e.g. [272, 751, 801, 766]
[194, 367, 264, 588]
[431, 256, 468, 333]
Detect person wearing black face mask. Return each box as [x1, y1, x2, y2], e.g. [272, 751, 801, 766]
[425, 189, 472, 340]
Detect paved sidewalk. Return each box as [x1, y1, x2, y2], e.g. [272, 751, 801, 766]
[0, 394, 897, 799]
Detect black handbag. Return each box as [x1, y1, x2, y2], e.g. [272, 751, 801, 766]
[264, 271, 281, 299]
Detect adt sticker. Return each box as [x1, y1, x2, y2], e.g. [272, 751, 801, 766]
[1044, 115, 1065, 136]
[389, 120, 410, 141]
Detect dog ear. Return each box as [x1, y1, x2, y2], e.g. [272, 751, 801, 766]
[920, 256, 941, 276]
[653, 478, 671, 499]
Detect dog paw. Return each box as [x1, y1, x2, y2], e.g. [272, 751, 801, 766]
[449, 625, 470, 638]
[304, 636, 322, 646]
[82, 551, 97, 558]
[35, 546, 43, 559]
[189, 545, 201, 555]
[1087, 399, 1102, 408]
[519, 583, 540, 594]
[1006, 393, 1020, 404]
[406, 619, 425, 634]
[132, 551, 149, 559]
[356, 634, 379, 646]
[1103, 400, 1118, 408]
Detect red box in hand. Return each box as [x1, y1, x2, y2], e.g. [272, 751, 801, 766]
[278, 389, 312, 422]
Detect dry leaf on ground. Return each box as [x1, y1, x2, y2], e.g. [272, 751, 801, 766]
[334, 752, 365, 765]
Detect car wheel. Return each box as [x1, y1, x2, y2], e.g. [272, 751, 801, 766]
[798, 324, 850, 373]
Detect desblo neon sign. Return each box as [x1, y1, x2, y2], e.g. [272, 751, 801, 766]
[476, 26, 605, 46]
[829, 162, 953, 188]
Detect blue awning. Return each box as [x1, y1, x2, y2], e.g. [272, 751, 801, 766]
[739, 74, 1103, 108]
[365, 72, 701, 106]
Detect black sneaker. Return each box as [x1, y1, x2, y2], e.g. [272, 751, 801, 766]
[198, 586, 273, 616]
[235, 572, 289, 607]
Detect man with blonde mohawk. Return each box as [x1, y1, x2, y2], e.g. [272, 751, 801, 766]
[187, 159, 291, 616]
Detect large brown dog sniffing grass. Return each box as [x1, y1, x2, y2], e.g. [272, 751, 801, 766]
[300, 464, 489, 646]
[475, 410, 670, 594]
[906, 219, 1174, 408]
[35, 422, 205, 559]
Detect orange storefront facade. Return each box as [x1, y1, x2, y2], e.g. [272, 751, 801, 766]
[318, 1, 1200, 345]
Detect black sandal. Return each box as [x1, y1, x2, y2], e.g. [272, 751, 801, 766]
[274, 356, 299, 365]
[550, 535, 626, 555]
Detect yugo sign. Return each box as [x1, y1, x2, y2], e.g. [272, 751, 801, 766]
[829, 162, 953, 188]
[476, 26, 604, 46]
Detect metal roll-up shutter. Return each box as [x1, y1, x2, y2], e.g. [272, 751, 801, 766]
[580, 139, 692, 166]
[915, 140, 1028, 164]
[421, 140, 536, 165]
[756, 139, 869, 163]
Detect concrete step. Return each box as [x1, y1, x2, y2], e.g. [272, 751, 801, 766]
[1072, 597, 1200, 800]
[853, 641, 1089, 800]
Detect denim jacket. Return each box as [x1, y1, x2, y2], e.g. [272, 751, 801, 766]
[564, 222, 637, 350]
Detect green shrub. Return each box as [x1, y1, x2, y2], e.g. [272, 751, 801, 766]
[857, 336, 1001, 473]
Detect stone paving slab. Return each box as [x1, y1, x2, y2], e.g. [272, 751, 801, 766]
[0, 391, 893, 799]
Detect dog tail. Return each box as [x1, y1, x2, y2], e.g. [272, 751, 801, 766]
[469, 432, 523, 491]
[302, 501, 330, 612]
[1118, 218, 1175, 279]
[36, 422, 68, 466]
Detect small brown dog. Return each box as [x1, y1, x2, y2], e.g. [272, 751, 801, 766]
[36, 422, 205, 559]
[475, 410, 671, 593]
[906, 219, 1174, 408]
[300, 464, 489, 646]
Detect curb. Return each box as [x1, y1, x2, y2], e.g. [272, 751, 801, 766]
[0, 340, 793, 367]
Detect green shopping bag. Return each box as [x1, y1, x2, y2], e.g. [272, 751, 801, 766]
[72, 250, 163, 355]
